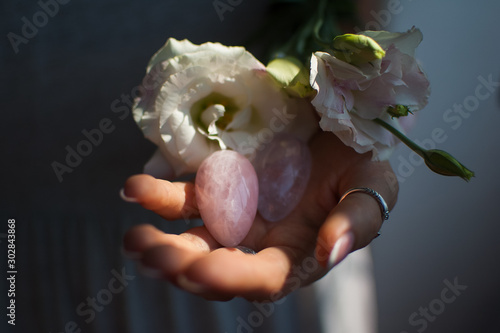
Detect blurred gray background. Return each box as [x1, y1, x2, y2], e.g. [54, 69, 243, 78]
[1, 0, 499, 332]
[371, 0, 500, 332]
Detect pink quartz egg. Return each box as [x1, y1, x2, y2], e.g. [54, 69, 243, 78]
[195, 150, 259, 247]
[254, 135, 311, 222]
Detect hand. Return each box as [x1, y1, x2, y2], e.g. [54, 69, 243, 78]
[121, 131, 398, 301]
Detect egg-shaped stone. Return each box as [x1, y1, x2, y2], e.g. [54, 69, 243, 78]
[195, 150, 259, 247]
[254, 135, 311, 222]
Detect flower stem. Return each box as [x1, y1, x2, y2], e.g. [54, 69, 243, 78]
[312, 0, 330, 48]
[374, 117, 474, 181]
[373, 118, 426, 157]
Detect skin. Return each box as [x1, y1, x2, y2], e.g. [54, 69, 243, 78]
[122, 131, 398, 301]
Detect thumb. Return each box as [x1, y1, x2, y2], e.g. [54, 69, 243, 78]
[315, 187, 394, 269]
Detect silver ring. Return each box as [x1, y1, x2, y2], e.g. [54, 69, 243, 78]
[235, 246, 257, 255]
[339, 187, 390, 220]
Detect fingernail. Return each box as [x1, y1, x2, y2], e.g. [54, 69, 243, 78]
[327, 232, 355, 269]
[121, 247, 142, 260]
[137, 262, 163, 279]
[119, 188, 138, 203]
[177, 275, 208, 294]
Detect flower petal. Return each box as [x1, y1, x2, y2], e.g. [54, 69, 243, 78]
[134, 38, 317, 177]
[362, 27, 423, 57]
[310, 28, 429, 160]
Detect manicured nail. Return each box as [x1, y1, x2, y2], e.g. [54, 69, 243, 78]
[177, 275, 208, 294]
[327, 232, 355, 269]
[137, 262, 163, 279]
[119, 188, 138, 203]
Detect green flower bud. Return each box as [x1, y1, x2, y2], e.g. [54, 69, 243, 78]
[373, 117, 474, 182]
[266, 57, 304, 86]
[266, 57, 314, 97]
[387, 105, 413, 118]
[423, 149, 475, 181]
[332, 34, 386, 66]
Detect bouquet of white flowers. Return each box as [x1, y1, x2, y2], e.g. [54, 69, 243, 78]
[130, 0, 473, 246]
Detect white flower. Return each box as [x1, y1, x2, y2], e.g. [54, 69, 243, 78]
[134, 38, 318, 178]
[310, 27, 430, 160]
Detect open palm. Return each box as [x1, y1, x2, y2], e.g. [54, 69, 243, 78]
[122, 131, 398, 301]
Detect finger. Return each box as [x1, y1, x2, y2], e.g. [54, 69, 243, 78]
[122, 174, 200, 220]
[123, 224, 222, 283]
[137, 238, 299, 301]
[123, 224, 218, 256]
[314, 192, 379, 269]
[315, 161, 398, 269]
[178, 246, 296, 301]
